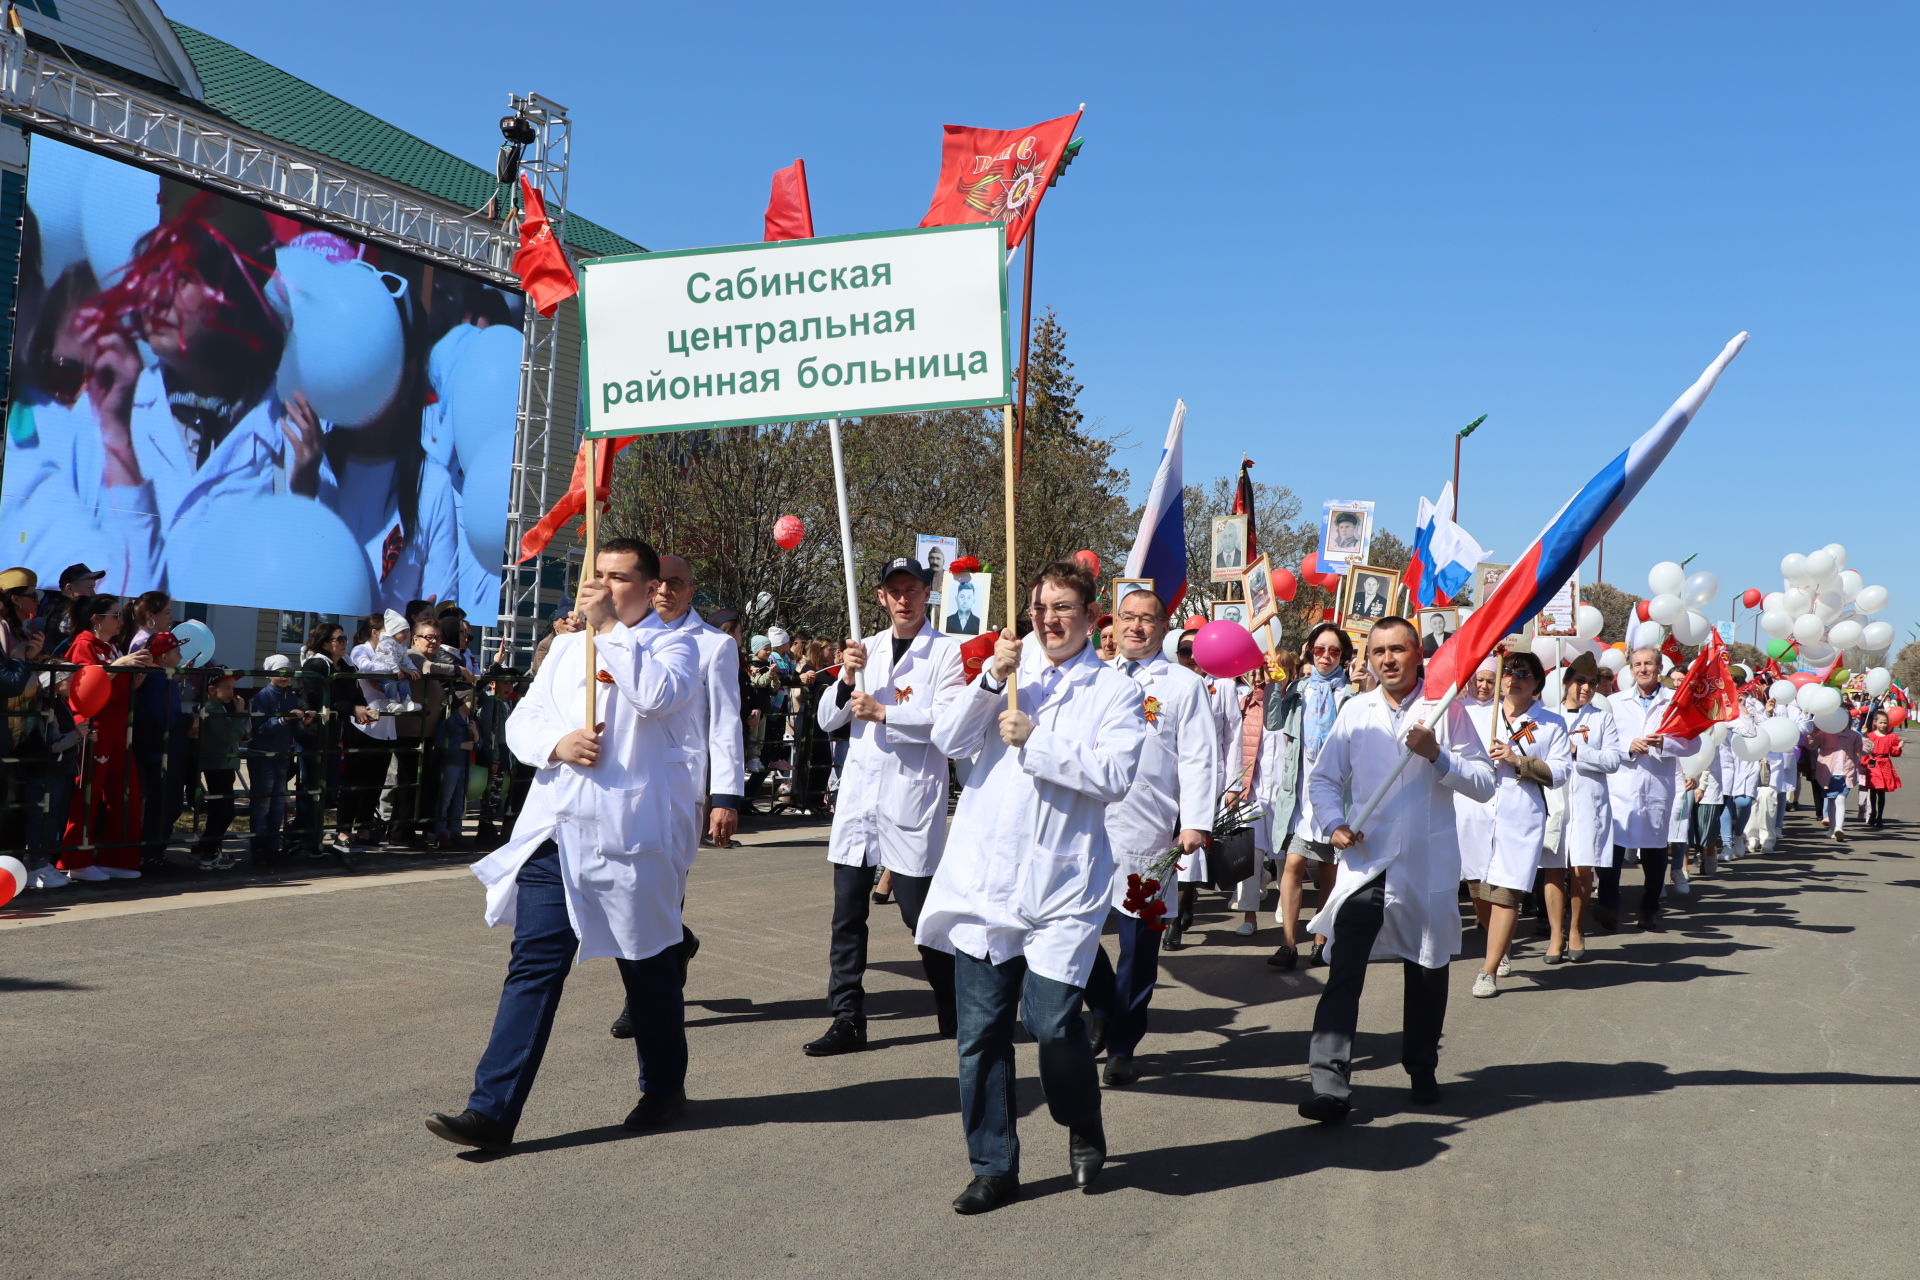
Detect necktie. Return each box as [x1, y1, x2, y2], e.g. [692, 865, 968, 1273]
[1124, 660, 1140, 677]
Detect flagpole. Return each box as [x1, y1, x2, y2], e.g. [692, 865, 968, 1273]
[583, 435, 599, 729]
[826, 417, 864, 694]
[1013, 217, 1037, 475]
[1003, 403, 1019, 710]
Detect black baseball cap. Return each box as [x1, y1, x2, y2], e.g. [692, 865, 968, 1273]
[877, 556, 932, 586]
[59, 562, 104, 586]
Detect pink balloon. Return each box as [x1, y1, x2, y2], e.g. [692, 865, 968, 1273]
[1192, 620, 1263, 680]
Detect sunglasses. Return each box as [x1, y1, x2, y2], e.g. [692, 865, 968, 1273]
[1311, 644, 1345, 657]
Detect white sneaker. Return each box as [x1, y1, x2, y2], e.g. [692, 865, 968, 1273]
[30, 866, 72, 890]
[1496, 955, 1512, 978]
[98, 866, 141, 880]
[1472, 972, 1499, 998]
[1234, 921, 1256, 937]
[69, 866, 111, 882]
[1672, 866, 1691, 895]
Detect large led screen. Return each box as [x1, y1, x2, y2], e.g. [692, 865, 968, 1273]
[1, 134, 523, 622]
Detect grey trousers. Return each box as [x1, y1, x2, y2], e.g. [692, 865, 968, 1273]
[1307, 875, 1449, 1100]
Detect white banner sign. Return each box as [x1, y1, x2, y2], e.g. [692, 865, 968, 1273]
[582, 223, 1010, 437]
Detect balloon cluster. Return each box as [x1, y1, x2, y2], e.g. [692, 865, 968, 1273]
[1756, 544, 1894, 666]
[1635, 561, 1721, 649]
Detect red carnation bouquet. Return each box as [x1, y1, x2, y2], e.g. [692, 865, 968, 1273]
[1120, 794, 1265, 930]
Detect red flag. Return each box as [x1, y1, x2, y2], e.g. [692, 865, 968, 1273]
[516, 435, 633, 563]
[1231, 458, 1258, 565]
[1654, 629, 1740, 739]
[512, 174, 578, 317]
[919, 110, 1082, 250]
[764, 159, 815, 242]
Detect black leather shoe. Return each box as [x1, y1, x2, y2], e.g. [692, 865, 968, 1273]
[610, 1002, 634, 1039]
[425, 1108, 513, 1153]
[802, 1018, 867, 1056]
[622, 1090, 688, 1132]
[1069, 1125, 1107, 1190]
[679, 930, 701, 985]
[1267, 943, 1298, 970]
[1306, 941, 1326, 968]
[1163, 922, 1185, 952]
[1409, 1071, 1440, 1105]
[1102, 1055, 1139, 1087]
[1592, 906, 1619, 931]
[1086, 1011, 1108, 1055]
[1297, 1093, 1352, 1125]
[952, 1173, 1020, 1215]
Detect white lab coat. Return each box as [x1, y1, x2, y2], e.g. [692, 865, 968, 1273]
[652, 608, 745, 803]
[1715, 717, 1763, 799]
[1605, 685, 1692, 849]
[1305, 687, 1496, 969]
[1768, 706, 1807, 794]
[469, 623, 699, 962]
[1182, 675, 1242, 881]
[1224, 690, 1288, 855]
[1455, 699, 1571, 893]
[1105, 654, 1218, 912]
[1552, 701, 1624, 868]
[819, 621, 964, 876]
[326, 451, 462, 617]
[917, 643, 1145, 987]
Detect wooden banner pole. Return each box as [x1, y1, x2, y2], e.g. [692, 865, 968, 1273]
[1003, 403, 1019, 710]
[583, 435, 599, 730]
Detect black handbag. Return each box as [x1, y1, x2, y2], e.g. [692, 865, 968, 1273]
[1207, 826, 1259, 891]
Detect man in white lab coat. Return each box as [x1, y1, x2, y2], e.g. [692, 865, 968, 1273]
[1083, 587, 1217, 1086]
[803, 556, 965, 1057]
[608, 553, 746, 1040]
[1299, 617, 1495, 1121]
[1605, 648, 1691, 929]
[426, 537, 700, 1153]
[920, 560, 1145, 1214]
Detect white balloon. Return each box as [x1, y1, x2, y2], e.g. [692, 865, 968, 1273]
[1671, 610, 1711, 646]
[1530, 635, 1562, 667]
[442, 324, 525, 473]
[1824, 542, 1848, 572]
[1648, 561, 1686, 597]
[1575, 604, 1605, 641]
[1162, 631, 1182, 660]
[1763, 718, 1800, 753]
[1814, 589, 1845, 624]
[1855, 584, 1889, 614]
[1861, 620, 1895, 652]
[272, 250, 407, 428]
[1731, 732, 1769, 763]
[1838, 569, 1863, 600]
[1647, 593, 1684, 625]
[1780, 552, 1808, 585]
[1681, 570, 1719, 609]
[1797, 641, 1837, 666]
[1630, 621, 1665, 652]
[1866, 668, 1892, 697]
[1804, 549, 1836, 584]
[1598, 648, 1627, 672]
[1799, 685, 1840, 715]
[1814, 707, 1849, 734]
[1783, 588, 1813, 616]
[1760, 610, 1794, 639]
[459, 429, 514, 568]
[1827, 619, 1864, 651]
[1791, 613, 1826, 646]
[1541, 671, 1564, 708]
[1768, 679, 1797, 705]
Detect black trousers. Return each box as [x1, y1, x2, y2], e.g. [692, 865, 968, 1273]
[827, 861, 955, 1030]
[1616, 844, 1674, 920]
[1307, 876, 1448, 1101]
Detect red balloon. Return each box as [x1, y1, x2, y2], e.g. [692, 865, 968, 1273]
[1271, 567, 1298, 603]
[1741, 587, 1763, 609]
[1071, 549, 1101, 578]
[69, 664, 114, 718]
[772, 514, 805, 550]
[1788, 672, 1820, 690]
[1634, 600, 1652, 622]
[1299, 552, 1341, 592]
[1889, 706, 1910, 729]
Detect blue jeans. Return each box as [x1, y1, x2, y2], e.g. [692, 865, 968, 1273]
[436, 763, 468, 836]
[248, 755, 292, 855]
[1719, 795, 1754, 848]
[468, 842, 686, 1130]
[1083, 910, 1162, 1058]
[953, 948, 1101, 1178]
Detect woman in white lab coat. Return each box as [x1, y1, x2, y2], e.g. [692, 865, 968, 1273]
[1539, 656, 1622, 961]
[1455, 651, 1568, 994]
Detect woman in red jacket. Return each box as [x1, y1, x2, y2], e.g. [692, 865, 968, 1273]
[58, 595, 154, 881]
[1863, 710, 1903, 830]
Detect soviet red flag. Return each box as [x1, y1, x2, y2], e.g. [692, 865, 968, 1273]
[764, 159, 815, 242]
[516, 435, 634, 563]
[512, 174, 578, 317]
[1654, 628, 1741, 739]
[919, 110, 1082, 249]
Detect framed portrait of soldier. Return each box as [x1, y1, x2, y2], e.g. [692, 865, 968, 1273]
[1241, 555, 1277, 629]
[1418, 606, 1459, 657]
[1340, 563, 1399, 632]
[1210, 515, 1249, 582]
[1319, 499, 1374, 568]
[939, 571, 991, 636]
[1210, 600, 1249, 628]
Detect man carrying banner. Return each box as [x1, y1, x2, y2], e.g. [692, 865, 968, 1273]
[804, 556, 964, 1057]
[920, 559, 1144, 1213]
[1298, 617, 1494, 1121]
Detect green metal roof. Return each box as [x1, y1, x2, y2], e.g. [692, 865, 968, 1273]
[168, 22, 643, 260]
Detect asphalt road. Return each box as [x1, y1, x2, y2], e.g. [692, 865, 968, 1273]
[5, 787, 1917, 1279]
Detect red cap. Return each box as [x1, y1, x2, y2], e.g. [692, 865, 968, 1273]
[147, 631, 180, 657]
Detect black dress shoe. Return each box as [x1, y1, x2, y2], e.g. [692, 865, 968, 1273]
[622, 1090, 688, 1132]
[610, 1002, 634, 1039]
[1162, 923, 1185, 952]
[1069, 1125, 1106, 1190]
[937, 1005, 958, 1040]
[1409, 1071, 1440, 1105]
[1592, 906, 1619, 931]
[425, 1108, 513, 1153]
[952, 1174, 1020, 1215]
[679, 930, 701, 985]
[802, 1018, 867, 1056]
[1102, 1055, 1139, 1087]
[1267, 943, 1298, 970]
[1297, 1093, 1352, 1125]
[1086, 1011, 1108, 1055]
[1306, 941, 1326, 968]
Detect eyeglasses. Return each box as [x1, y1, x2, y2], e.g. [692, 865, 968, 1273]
[659, 577, 691, 591]
[1501, 667, 1533, 677]
[1029, 604, 1084, 620]
[1310, 644, 1345, 657]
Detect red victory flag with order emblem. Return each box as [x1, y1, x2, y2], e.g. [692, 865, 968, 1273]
[1655, 628, 1741, 740]
[919, 110, 1082, 249]
[512, 174, 578, 317]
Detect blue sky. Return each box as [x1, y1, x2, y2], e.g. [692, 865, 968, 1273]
[169, 0, 1919, 646]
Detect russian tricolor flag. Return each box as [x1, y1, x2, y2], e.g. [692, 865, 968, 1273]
[1402, 482, 1488, 610]
[1425, 334, 1749, 698]
[1124, 400, 1188, 612]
